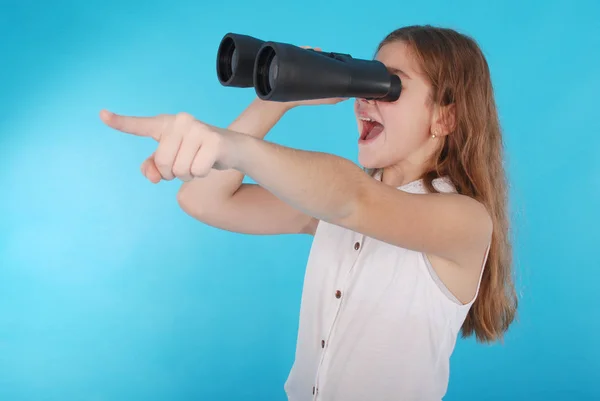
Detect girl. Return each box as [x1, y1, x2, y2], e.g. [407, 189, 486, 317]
[101, 24, 517, 401]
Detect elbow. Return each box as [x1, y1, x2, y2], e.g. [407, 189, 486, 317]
[176, 184, 194, 216]
[176, 183, 207, 219]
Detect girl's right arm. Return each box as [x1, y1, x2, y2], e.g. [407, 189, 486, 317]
[176, 97, 319, 235]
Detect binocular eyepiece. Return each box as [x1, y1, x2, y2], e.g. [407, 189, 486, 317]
[216, 33, 401, 102]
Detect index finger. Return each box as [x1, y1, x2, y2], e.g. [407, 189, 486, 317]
[99, 109, 169, 141]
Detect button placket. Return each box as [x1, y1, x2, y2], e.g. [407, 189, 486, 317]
[312, 234, 366, 399]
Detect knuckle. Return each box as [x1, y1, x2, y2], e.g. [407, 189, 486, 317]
[175, 112, 194, 125]
[190, 162, 208, 177]
[190, 165, 202, 177]
[172, 164, 188, 177]
[190, 123, 205, 139]
[153, 154, 171, 169]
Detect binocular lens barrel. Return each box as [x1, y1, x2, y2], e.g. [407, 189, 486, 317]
[216, 33, 401, 102]
[254, 46, 279, 97]
[216, 33, 264, 88]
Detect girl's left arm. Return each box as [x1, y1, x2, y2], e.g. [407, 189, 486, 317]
[231, 133, 493, 265]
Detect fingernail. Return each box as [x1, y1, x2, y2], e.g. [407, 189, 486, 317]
[101, 110, 113, 120]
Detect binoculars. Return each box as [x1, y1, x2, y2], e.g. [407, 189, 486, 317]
[216, 33, 402, 102]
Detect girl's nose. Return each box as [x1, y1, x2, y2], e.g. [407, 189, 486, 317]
[354, 97, 376, 112]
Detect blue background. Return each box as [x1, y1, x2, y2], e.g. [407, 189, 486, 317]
[1, 0, 599, 400]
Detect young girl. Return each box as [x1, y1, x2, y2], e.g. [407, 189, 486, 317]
[101, 24, 518, 401]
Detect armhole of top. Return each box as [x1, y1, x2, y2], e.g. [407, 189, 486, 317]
[422, 254, 462, 305]
[422, 242, 492, 307]
[469, 242, 491, 304]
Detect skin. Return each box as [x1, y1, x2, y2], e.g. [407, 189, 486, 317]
[100, 41, 491, 304]
[355, 40, 451, 187]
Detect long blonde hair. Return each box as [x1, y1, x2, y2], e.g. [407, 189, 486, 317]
[374, 25, 517, 343]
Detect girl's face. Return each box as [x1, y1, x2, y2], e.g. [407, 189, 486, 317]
[354, 40, 439, 171]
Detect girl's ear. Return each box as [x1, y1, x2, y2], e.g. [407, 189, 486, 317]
[431, 103, 456, 137]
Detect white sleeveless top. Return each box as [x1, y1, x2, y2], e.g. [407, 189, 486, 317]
[284, 174, 488, 401]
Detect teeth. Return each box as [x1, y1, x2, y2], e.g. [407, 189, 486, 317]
[359, 117, 375, 122]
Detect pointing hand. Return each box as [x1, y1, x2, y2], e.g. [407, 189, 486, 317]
[100, 110, 238, 183]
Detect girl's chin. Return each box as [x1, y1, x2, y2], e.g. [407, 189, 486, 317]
[358, 147, 399, 171]
[358, 153, 382, 170]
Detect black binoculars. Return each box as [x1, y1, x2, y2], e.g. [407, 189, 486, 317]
[216, 33, 402, 102]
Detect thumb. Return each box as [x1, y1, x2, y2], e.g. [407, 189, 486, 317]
[141, 153, 162, 183]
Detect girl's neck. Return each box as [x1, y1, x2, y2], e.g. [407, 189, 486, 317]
[380, 165, 427, 188]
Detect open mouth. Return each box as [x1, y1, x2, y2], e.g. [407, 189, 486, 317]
[359, 117, 384, 142]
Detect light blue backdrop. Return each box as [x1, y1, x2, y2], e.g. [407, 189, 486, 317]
[1, 0, 598, 400]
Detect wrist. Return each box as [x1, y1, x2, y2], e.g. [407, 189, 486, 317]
[252, 97, 295, 114]
[222, 128, 255, 172]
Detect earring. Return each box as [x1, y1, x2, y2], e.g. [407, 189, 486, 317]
[431, 131, 438, 139]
